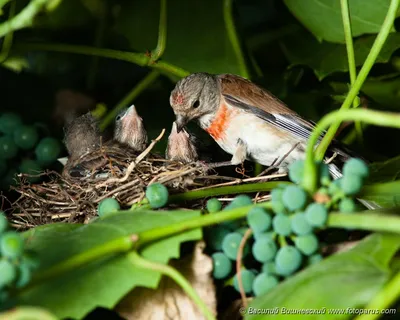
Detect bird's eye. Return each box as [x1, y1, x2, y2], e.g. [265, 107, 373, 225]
[192, 100, 200, 108]
[116, 115, 122, 121]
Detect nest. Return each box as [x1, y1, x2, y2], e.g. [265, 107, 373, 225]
[4, 130, 286, 230]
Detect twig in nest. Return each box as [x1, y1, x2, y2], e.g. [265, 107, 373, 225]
[325, 152, 338, 164]
[97, 129, 166, 187]
[236, 228, 253, 308]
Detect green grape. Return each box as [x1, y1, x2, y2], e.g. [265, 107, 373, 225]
[261, 261, 276, 274]
[294, 234, 319, 256]
[272, 214, 291, 236]
[252, 273, 279, 296]
[252, 235, 277, 263]
[254, 230, 275, 240]
[288, 160, 304, 184]
[145, 183, 169, 208]
[0, 137, 18, 160]
[247, 207, 271, 234]
[308, 253, 323, 265]
[291, 212, 312, 235]
[343, 158, 369, 179]
[0, 258, 16, 287]
[13, 125, 39, 150]
[1, 231, 24, 258]
[271, 201, 286, 215]
[0, 159, 6, 177]
[271, 188, 283, 203]
[35, 137, 61, 166]
[97, 198, 120, 217]
[19, 159, 42, 183]
[340, 174, 363, 195]
[222, 232, 249, 260]
[233, 269, 256, 294]
[16, 263, 31, 288]
[212, 252, 232, 279]
[224, 195, 253, 210]
[275, 246, 302, 276]
[0, 113, 22, 134]
[205, 226, 231, 251]
[318, 161, 330, 182]
[328, 179, 342, 196]
[339, 198, 356, 213]
[206, 198, 222, 213]
[282, 185, 307, 211]
[236, 227, 252, 236]
[305, 203, 328, 227]
[0, 211, 8, 234]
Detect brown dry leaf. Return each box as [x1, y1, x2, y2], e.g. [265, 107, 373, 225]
[115, 241, 217, 320]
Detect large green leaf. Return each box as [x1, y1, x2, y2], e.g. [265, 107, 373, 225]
[284, 0, 399, 43]
[281, 31, 400, 80]
[360, 181, 400, 208]
[246, 233, 400, 319]
[114, 0, 241, 75]
[17, 210, 202, 319]
[367, 155, 400, 183]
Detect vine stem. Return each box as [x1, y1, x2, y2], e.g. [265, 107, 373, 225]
[303, 109, 400, 192]
[0, 0, 15, 63]
[354, 270, 400, 320]
[0, 0, 49, 38]
[13, 42, 190, 78]
[315, 0, 400, 159]
[99, 71, 160, 130]
[150, 0, 167, 62]
[223, 0, 250, 79]
[128, 251, 216, 320]
[340, 0, 363, 142]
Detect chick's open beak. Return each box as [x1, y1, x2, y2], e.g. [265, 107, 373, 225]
[175, 114, 189, 133]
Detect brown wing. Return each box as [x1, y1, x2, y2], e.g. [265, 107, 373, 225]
[218, 74, 320, 141]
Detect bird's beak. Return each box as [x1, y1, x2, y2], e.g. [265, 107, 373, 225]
[175, 114, 189, 133]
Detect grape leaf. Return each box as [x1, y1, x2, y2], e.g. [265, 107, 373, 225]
[246, 233, 400, 320]
[360, 181, 400, 208]
[367, 155, 400, 183]
[17, 210, 202, 319]
[114, 0, 242, 75]
[281, 31, 400, 80]
[284, 0, 399, 43]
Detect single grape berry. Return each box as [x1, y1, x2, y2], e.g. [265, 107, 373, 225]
[13, 125, 39, 150]
[0, 211, 8, 234]
[252, 236, 277, 263]
[343, 158, 369, 179]
[291, 212, 312, 235]
[294, 234, 319, 256]
[1, 232, 24, 259]
[262, 261, 276, 275]
[16, 263, 31, 288]
[222, 232, 248, 260]
[288, 160, 304, 184]
[271, 201, 286, 215]
[340, 174, 363, 195]
[253, 231, 275, 240]
[339, 198, 356, 213]
[270, 188, 286, 214]
[0, 113, 22, 134]
[205, 226, 231, 251]
[318, 161, 331, 183]
[35, 137, 61, 165]
[275, 246, 302, 276]
[247, 207, 271, 234]
[0, 137, 18, 160]
[308, 254, 323, 265]
[145, 183, 169, 208]
[272, 214, 291, 236]
[305, 203, 328, 227]
[206, 198, 222, 213]
[233, 269, 256, 294]
[0, 258, 17, 287]
[282, 185, 307, 211]
[97, 198, 120, 217]
[212, 252, 232, 279]
[19, 159, 42, 183]
[224, 195, 253, 210]
[252, 273, 279, 296]
[328, 179, 342, 196]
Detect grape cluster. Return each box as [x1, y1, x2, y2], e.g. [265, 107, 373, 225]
[0, 112, 61, 189]
[0, 211, 39, 301]
[206, 158, 369, 297]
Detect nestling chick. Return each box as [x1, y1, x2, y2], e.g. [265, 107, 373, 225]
[63, 111, 101, 160]
[166, 122, 198, 163]
[114, 105, 148, 152]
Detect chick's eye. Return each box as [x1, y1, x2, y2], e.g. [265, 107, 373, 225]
[192, 100, 200, 108]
